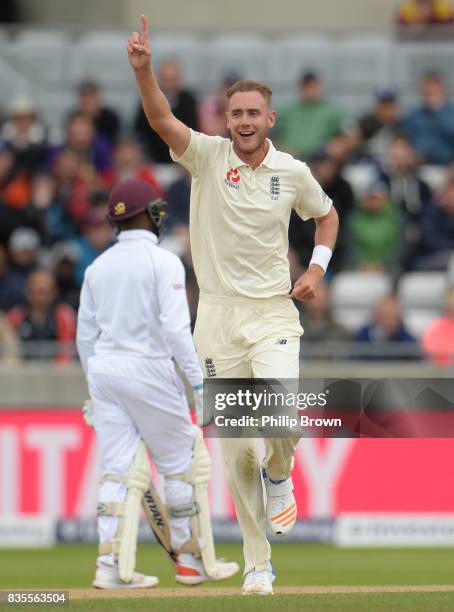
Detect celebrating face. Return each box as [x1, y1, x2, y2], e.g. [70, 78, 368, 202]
[226, 91, 275, 158]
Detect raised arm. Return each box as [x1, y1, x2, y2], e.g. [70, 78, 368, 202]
[128, 15, 191, 157]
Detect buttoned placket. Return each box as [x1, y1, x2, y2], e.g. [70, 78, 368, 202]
[241, 165, 258, 193]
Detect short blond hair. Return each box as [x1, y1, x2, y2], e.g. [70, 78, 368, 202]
[226, 80, 273, 106]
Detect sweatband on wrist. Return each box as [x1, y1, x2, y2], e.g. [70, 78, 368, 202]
[309, 245, 332, 273]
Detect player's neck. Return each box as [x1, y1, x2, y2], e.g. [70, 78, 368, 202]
[233, 140, 269, 171]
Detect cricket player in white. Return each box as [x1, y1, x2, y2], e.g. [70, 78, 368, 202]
[76, 179, 238, 588]
[128, 16, 339, 595]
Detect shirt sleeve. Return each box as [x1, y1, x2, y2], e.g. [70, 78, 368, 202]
[76, 269, 99, 376]
[293, 163, 333, 221]
[156, 253, 203, 387]
[169, 129, 223, 178]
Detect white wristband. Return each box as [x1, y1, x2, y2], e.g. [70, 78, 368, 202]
[309, 245, 332, 273]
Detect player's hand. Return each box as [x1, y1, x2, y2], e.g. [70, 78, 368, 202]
[82, 399, 94, 428]
[127, 14, 151, 72]
[290, 265, 324, 301]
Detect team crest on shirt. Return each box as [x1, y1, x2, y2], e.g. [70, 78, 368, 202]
[224, 167, 241, 189]
[270, 175, 280, 200]
[205, 358, 216, 377]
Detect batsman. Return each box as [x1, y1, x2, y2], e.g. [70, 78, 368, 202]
[76, 179, 239, 588]
[128, 16, 339, 595]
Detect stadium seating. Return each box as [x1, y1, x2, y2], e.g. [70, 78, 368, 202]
[397, 272, 447, 338]
[1, 29, 454, 131]
[330, 271, 393, 331]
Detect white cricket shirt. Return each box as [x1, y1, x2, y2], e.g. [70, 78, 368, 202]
[76, 229, 203, 387]
[170, 130, 332, 298]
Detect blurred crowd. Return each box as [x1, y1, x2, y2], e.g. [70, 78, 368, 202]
[397, 0, 454, 25]
[0, 59, 453, 365]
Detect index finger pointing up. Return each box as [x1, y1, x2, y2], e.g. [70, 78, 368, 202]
[140, 14, 149, 39]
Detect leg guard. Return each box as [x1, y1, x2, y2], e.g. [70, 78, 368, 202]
[97, 441, 151, 582]
[167, 425, 218, 578]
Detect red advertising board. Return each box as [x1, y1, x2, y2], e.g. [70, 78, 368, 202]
[1, 410, 454, 519]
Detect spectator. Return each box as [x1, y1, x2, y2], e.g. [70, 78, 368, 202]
[51, 111, 114, 184]
[275, 70, 346, 158]
[134, 58, 198, 163]
[354, 295, 417, 359]
[112, 138, 164, 197]
[349, 180, 402, 271]
[0, 141, 32, 213]
[0, 157, 40, 244]
[358, 89, 402, 164]
[417, 173, 454, 269]
[5, 227, 41, 305]
[0, 95, 48, 173]
[7, 268, 76, 362]
[44, 148, 92, 242]
[301, 282, 350, 342]
[72, 80, 121, 145]
[199, 71, 241, 137]
[397, 0, 454, 25]
[404, 71, 454, 165]
[289, 148, 355, 271]
[422, 286, 454, 366]
[381, 133, 432, 269]
[0, 244, 25, 311]
[71, 208, 114, 285]
[48, 242, 81, 311]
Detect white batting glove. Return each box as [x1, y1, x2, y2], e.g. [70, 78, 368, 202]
[82, 399, 95, 428]
[192, 383, 204, 426]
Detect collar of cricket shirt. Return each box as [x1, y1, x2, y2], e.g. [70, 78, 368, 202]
[118, 229, 158, 244]
[228, 138, 277, 170]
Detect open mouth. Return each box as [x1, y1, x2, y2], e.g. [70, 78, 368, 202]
[239, 131, 255, 139]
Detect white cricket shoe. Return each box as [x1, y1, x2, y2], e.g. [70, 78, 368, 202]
[93, 560, 159, 589]
[175, 553, 240, 586]
[242, 563, 275, 595]
[263, 469, 297, 535]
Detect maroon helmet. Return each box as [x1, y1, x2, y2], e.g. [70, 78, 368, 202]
[106, 179, 167, 237]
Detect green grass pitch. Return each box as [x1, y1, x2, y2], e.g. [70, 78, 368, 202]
[0, 543, 453, 611]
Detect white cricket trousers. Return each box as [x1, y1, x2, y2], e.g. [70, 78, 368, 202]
[194, 293, 302, 573]
[87, 354, 195, 555]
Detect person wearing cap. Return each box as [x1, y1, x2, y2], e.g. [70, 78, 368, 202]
[358, 89, 402, 164]
[274, 70, 346, 158]
[76, 179, 239, 588]
[128, 16, 339, 595]
[4, 228, 41, 305]
[0, 95, 48, 173]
